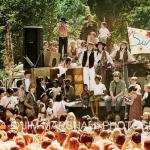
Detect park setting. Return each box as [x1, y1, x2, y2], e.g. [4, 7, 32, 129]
[0, 0, 150, 149]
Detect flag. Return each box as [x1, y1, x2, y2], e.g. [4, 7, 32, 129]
[127, 27, 150, 54]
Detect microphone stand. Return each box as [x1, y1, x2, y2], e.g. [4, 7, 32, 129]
[35, 50, 44, 68]
[25, 49, 44, 83]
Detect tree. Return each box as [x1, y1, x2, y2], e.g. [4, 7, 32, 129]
[0, 0, 89, 68]
[87, 0, 150, 43]
[53, 0, 90, 39]
[0, 0, 50, 65]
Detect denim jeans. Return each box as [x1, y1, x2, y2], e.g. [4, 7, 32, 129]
[104, 95, 123, 113]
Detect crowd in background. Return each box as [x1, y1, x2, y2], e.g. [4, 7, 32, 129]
[0, 14, 150, 149]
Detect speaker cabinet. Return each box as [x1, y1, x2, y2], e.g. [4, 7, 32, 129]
[66, 68, 83, 96]
[44, 51, 60, 67]
[23, 26, 44, 68]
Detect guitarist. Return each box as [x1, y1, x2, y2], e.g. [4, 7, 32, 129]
[95, 42, 114, 89]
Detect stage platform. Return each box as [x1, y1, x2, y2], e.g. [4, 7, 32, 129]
[66, 101, 125, 121]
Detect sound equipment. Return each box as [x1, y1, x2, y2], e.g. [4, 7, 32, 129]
[44, 51, 60, 67]
[23, 26, 44, 68]
[31, 67, 50, 83]
[66, 68, 83, 96]
[50, 68, 59, 80]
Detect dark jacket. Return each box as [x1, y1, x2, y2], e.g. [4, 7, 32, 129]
[36, 85, 45, 100]
[82, 50, 94, 68]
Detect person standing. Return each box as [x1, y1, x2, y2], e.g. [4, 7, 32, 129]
[95, 42, 114, 87]
[36, 76, 46, 101]
[24, 71, 31, 95]
[57, 17, 70, 60]
[87, 32, 99, 46]
[128, 86, 142, 121]
[124, 76, 142, 120]
[24, 84, 38, 120]
[98, 22, 111, 44]
[142, 84, 150, 113]
[111, 40, 135, 88]
[16, 80, 25, 115]
[81, 42, 97, 91]
[0, 88, 18, 120]
[80, 14, 98, 41]
[104, 71, 126, 116]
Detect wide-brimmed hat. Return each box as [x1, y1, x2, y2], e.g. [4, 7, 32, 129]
[96, 41, 106, 48]
[64, 78, 71, 83]
[120, 40, 128, 45]
[60, 17, 67, 23]
[88, 42, 94, 45]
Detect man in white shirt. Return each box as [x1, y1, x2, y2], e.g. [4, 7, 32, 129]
[0, 88, 18, 118]
[90, 75, 107, 117]
[81, 42, 97, 91]
[98, 22, 111, 44]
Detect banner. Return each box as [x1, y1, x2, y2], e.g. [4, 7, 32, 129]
[127, 27, 150, 54]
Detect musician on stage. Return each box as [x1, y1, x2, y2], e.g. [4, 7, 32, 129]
[56, 17, 70, 60]
[81, 42, 97, 91]
[80, 14, 98, 41]
[111, 40, 135, 88]
[98, 22, 111, 44]
[95, 42, 114, 88]
[104, 71, 126, 117]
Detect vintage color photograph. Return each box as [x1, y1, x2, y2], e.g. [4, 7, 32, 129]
[0, 0, 150, 149]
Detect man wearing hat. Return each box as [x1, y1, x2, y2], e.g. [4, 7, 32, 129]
[104, 71, 126, 117]
[95, 41, 114, 88]
[57, 17, 70, 60]
[81, 42, 97, 91]
[80, 14, 98, 41]
[111, 40, 135, 88]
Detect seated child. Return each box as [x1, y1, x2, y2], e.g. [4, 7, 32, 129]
[46, 100, 54, 121]
[81, 84, 90, 108]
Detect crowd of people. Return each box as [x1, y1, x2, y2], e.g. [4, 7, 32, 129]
[0, 14, 150, 149]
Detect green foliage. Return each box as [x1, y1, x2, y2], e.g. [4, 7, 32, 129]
[0, 0, 89, 69]
[88, 0, 150, 43]
[0, 69, 6, 80]
[53, 0, 89, 39]
[0, 0, 149, 71]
